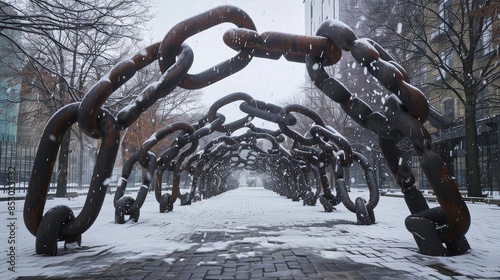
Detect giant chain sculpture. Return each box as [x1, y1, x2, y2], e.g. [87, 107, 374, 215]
[24, 5, 470, 256]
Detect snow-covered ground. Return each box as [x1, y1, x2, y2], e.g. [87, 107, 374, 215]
[1, 187, 499, 279]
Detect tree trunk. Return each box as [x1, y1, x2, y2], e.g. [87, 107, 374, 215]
[78, 130, 84, 189]
[56, 131, 70, 197]
[464, 101, 482, 197]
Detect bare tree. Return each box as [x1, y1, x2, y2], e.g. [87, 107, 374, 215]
[0, 1, 149, 51]
[0, 0, 153, 196]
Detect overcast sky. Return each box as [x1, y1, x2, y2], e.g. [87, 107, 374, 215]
[145, 0, 306, 130]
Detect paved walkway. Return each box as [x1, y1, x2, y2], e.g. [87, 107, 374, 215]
[4, 187, 500, 279]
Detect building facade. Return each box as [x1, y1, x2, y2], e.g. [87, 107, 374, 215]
[0, 25, 21, 142]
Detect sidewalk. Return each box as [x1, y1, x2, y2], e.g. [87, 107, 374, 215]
[1, 187, 499, 279]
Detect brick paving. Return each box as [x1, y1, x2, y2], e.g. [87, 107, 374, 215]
[16, 229, 414, 280]
[4, 187, 500, 279]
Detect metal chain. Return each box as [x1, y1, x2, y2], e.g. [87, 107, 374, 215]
[25, 5, 469, 257]
[25, 103, 119, 255]
[306, 19, 470, 256]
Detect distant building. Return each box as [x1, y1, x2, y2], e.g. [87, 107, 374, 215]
[0, 7, 21, 142]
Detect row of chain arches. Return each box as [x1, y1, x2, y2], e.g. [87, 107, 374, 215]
[24, 5, 470, 257]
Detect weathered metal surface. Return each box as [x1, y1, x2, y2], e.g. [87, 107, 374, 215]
[25, 5, 469, 257]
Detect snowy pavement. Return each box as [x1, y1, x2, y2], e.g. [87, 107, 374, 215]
[1, 187, 499, 279]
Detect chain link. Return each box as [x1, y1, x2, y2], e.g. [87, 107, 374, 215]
[159, 5, 257, 89]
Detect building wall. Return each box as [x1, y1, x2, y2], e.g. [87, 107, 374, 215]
[422, 0, 498, 121]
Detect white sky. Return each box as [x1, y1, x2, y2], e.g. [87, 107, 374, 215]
[144, 0, 307, 130]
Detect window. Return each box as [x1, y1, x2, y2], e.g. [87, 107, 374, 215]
[482, 17, 494, 55]
[375, 27, 389, 37]
[370, 0, 389, 7]
[432, 0, 452, 39]
[334, 0, 340, 19]
[415, 39, 426, 53]
[310, 1, 314, 35]
[349, 0, 359, 9]
[321, 0, 324, 22]
[453, 145, 466, 190]
[310, 1, 314, 19]
[443, 98, 455, 120]
[330, 1, 334, 20]
[439, 0, 452, 31]
[413, 65, 427, 86]
[437, 48, 453, 80]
